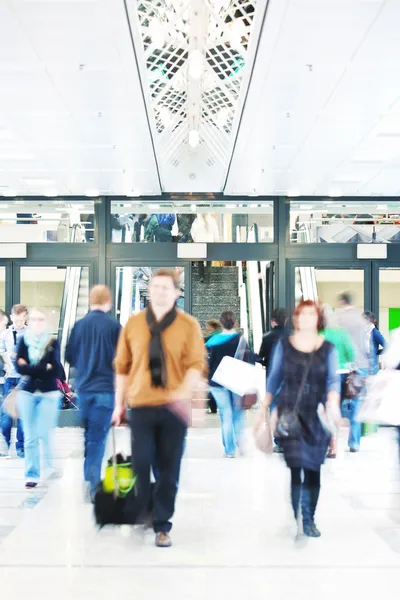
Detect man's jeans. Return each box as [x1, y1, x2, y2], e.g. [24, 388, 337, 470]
[210, 387, 244, 456]
[341, 368, 369, 451]
[0, 378, 24, 451]
[79, 392, 114, 496]
[17, 390, 60, 480]
[130, 406, 187, 533]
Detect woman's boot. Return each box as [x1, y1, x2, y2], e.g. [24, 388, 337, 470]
[291, 484, 302, 537]
[301, 485, 321, 537]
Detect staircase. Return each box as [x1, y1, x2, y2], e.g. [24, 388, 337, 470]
[191, 265, 241, 330]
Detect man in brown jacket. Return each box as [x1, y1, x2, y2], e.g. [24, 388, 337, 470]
[112, 268, 205, 547]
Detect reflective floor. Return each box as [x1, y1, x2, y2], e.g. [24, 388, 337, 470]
[1, 423, 400, 599]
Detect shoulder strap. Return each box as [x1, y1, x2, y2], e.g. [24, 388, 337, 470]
[293, 351, 315, 411]
[12, 329, 17, 346]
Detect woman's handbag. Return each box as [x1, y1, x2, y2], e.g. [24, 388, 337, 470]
[3, 386, 19, 419]
[342, 369, 364, 399]
[254, 416, 273, 454]
[276, 352, 315, 440]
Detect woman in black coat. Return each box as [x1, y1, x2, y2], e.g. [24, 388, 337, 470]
[258, 301, 340, 538]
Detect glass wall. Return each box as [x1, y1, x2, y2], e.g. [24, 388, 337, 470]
[115, 266, 185, 326]
[295, 267, 364, 310]
[0, 199, 95, 242]
[110, 200, 273, 243]
[290, 200, 400, 244]
[20, 266, 89, 338]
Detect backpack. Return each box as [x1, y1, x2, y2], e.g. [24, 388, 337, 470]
[157, 214, 175, 229]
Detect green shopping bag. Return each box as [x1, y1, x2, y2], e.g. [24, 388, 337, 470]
[361, 422, 378, 437]
[102, 429, 136, 497]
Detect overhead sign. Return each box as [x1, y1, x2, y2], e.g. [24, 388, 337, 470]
[0, 243, 27, 258]
[177, 243, 207, 259]
[357, 244, 387, 259]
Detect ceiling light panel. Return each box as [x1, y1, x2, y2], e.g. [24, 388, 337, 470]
[130, 0, 260, 184]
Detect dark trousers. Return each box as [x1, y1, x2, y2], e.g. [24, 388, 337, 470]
[1, 378, 24, 451]
[198, 261, 211, 282]
[130, 406, 187, 533]
[79, 392, 114, 496]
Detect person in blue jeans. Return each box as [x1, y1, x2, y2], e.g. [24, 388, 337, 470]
[206, 311, 248, 457]
[16, 309, 62, 487]
[0, 304, 28, 458]
[337, 293, 370, 452]
[66, 285, 121, 501]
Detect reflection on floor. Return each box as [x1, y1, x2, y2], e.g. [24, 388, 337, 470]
[1, 424, 400, 599]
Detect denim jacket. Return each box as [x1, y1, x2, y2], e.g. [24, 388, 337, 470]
[0, 327, 26, 379]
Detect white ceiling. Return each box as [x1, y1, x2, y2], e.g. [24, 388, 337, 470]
[226, 0, 400, 197]
[1, 0, 400, 197]
[0, 0, 161, 196]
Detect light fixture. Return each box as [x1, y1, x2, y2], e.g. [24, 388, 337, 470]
[191, 204, 196, 212]
[159, 106, 172, 127]
[85, 188, 99, 197]
[24, 178, 56, 186]
[329, 189, 343, 198]
[0, 153, 34, 161]
[148, 20, 167, 49]
[45, 189, 58, 197]
[287, 189, 300, 197]
[188, 50, 204, 80]
[188, 130, 200, 148]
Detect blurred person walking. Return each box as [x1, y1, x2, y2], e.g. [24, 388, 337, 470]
[16, 309, 62, 488]
[0, 310, 9, 403]
[66, 285, 121, 502]
[258, 308, 289, 453]
[0, 304, 28, 458]
[204, 319, 221, 414]
[320, 304, 355, 459]
[363, 311, 386, 375]
[191, 213, 220, 282]
[112, 268, 205, 548]
[259, 301, 340, 538]
[207, 311, 249, 457]
[336, 293, 370, 452]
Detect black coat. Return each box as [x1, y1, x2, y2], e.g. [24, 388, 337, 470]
[16, 337, 62, 393]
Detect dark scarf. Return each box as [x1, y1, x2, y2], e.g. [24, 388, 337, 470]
[146, 305, 178, 388]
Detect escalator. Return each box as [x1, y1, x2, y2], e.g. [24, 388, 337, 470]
[295, 223, 318, 303]
[58, 266, 89, 383]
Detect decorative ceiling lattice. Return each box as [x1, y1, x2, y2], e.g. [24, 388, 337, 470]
[135, 0, 258, 168]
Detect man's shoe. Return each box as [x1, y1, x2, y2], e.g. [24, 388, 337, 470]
[349, 448, 359, 453]
[303, 522, 321, 538]
[155, 532, 172, 548]
[16, 449, 24, 459]
[25, 481, 38, 489]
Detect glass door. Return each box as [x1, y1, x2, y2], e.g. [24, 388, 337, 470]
[114, 265, 186, 326]
[295, 266, 365, 311]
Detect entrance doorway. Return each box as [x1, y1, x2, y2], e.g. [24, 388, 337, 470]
[113, 261, 275, 351]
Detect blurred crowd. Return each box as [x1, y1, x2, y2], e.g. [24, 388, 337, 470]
[0, 270, 396, 546]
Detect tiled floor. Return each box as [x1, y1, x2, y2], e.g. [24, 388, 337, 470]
[1, 422, 400, 599]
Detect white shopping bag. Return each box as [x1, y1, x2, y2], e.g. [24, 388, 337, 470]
[211, 356, 266, 400]
[356, 370, 400, 425]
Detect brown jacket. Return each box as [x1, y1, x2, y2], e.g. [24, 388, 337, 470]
[115, 309, 206, 407]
